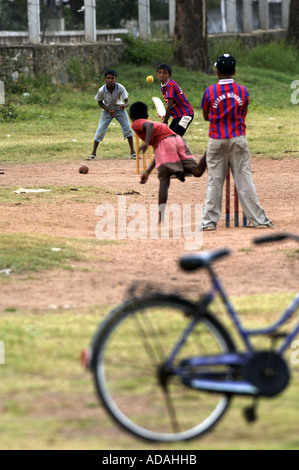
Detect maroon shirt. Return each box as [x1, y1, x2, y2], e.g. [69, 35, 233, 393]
[201, 79, 249, 139]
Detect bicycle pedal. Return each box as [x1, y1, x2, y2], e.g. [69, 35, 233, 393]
[243, 405, 257, 423]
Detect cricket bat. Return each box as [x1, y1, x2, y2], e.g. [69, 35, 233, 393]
[152, 96, 166, 119]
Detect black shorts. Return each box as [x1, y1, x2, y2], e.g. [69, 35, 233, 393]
[170, 115, 194, 136]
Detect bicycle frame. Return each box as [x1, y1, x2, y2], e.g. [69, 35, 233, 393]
[166, 265, 299, 373]
[210, 269, 299, 354]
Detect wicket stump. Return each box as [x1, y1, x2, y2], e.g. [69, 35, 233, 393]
[226, 168, 247, 228]
[135, 134, 153, 175]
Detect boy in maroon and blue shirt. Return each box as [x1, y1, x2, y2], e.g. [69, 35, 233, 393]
[156, 63, 194, 137]
[200, 54, 273, 230]
[201, 78, 249, 140]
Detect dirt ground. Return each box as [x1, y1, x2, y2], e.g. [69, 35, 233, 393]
[0, 157, 298, 312]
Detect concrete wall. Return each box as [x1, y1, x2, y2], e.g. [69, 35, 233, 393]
[0, 29, 287, 85]
[0, 42, 126, 84]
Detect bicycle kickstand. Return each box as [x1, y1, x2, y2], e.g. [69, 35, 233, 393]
[243, 398, 259, 424]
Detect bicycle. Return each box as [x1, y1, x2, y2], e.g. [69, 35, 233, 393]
[83, 233, 299, 443]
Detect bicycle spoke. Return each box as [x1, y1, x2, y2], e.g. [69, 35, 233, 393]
[133, 311, 164, 365]
[104, 357, 156, 373]
[161, 386, 180, 434]
[94, 297, 234, 442]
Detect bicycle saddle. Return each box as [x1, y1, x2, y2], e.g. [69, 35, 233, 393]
[179, 248, 231, 271]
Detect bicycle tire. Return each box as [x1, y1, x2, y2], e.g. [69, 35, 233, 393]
[90, 294, 236, 443]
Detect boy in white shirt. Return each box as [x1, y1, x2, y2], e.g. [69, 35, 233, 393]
[88, 69, 136, 160]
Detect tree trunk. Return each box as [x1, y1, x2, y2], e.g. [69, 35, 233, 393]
[287, 0, 299, 44]
[174, 0, 210, 72]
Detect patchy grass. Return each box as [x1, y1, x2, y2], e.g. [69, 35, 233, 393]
[0, 233, 118, 277]
[0, 233, 84, 275]
[0, 185, 118, 205]
[0, 293, 298, 450]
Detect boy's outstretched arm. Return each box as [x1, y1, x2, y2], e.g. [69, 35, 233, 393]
[139, 121, 155, 184]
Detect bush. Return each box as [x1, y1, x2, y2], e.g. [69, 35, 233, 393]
[241, 40, 299, 74]
[208, 38, 299, 74]
[0, 103, 18, 121]
[0, 69, 61, 105]
[119, 33, 175, 65]
[65, 56, 97, 87]
[208, 38, 245, 66]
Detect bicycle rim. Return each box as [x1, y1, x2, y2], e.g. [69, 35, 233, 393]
[93, 296, 235, 442]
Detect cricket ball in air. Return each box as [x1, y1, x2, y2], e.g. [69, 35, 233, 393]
[146, 75, 154, 84]
[79, 165, 89, 174]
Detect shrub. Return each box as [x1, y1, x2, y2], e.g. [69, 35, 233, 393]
[65, 56, 97, 87]
[119, 33, 175, 65]
[0, 103, 18, 121]
[241, 40, 299, 74]
[208, 38, 244, 66]
[0, 68, 61, 105]
[208, 38, 299, 74]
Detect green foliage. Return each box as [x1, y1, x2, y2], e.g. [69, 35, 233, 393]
[0, 103, 18, 122]
[65, 56, 97, 87]
[150, 0, 169, 20]
[240, 40, 299, 74]
[0, 54, 61, 106]
[64, 4, 84, 31]
[96, 0, 137, 28]
[208, 37, 245, 66]
[0, 71, 61, 121]
[0, 0, 64, 32]
[120, 33, 175, 65]
[95, 0, 167, 29]
[120, 35, 298, 74]
[207, 0, 221, 8]
[0, 233, 84, 275]
[0, 56, 25, 92]
[19, 75, 60, 105]
[0, 0, 27, 31]
[208, 38, 299, 74]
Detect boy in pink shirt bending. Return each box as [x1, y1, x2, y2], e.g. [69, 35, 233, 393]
[130, 101, 206, 220]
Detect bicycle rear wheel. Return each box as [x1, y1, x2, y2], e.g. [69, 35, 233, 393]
[91, 295, 235, 442]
